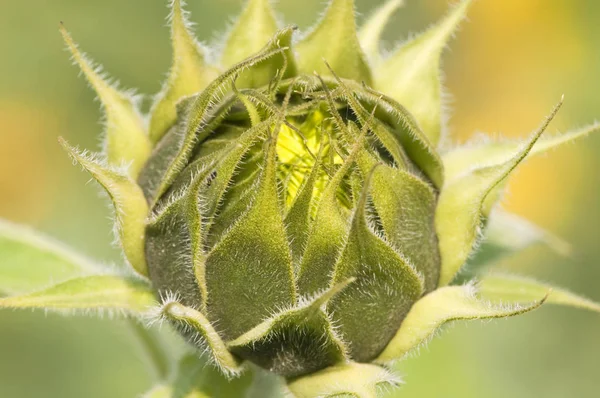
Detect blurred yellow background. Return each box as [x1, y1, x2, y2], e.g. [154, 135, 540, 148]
[1, 0, 599, 397]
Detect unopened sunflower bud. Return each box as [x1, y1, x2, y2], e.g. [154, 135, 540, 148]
[52, 0, 600, 396]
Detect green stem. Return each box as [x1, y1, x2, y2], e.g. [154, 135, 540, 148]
[127, 319, 171, 381]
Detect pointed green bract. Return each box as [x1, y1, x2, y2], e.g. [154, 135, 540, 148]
[138, 42, 288, 203]
[295, 187, 348, 295]
[358, 88, 445, 187]
[204, 138, 296, 340]
[359, 0, 404, 62]
[287, 362, 400, 398]
[241, 25, 299, 89]
[0, 220, 99, 296]
[143, 94, 241, 203]
[329, 74, 444, 188]
[233, 83, 262, 126]
[160, 301, 243, 374]
[329, 169, 423, 361]
[435, 144, 533, 286]
[284, 154, 322, 269]
[59, 24, 151, 177]
[145, 192, 204, 309]
[227, 281, 351, 378]
[375, 0, 473, 146]
[376, 285, 547, 363]
[203, 149, 264, 247]
[466, 210, 570, 275]
[297, 0, 372, 84]
[146, 154, 228, 309]
[0, 275, 156, 315]
[149, 0, 217, 144]
[183, 169, 212, 308]
[61, 139, 150, 276]
[328, 83, 411, 170]
[222, 0, 278, 67]
[436, 102, 561, 286]
[297, 139, 364, 295]
[357, 155, 440, 291]
[443, 122, 600, 182]
[199, 118, 276, 231]
[479, 273, 600, 313]
[222, 1, 297, 88]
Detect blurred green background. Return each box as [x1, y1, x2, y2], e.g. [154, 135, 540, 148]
[1, 0, 599, 397]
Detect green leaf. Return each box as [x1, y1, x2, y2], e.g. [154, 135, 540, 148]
[137, 40, 288, 204]
[443, 122, 600, 183]
[227, 280, 351, 378]
[222, 1, 297, 88]
[0, 219, 99, 296]
[359, 0, 404, 62]
[160, 300, 242, 375]
[435, 102, 561, 286]
[0, 275, 156, 315]
[465, 210, 570, 275]
[59, 24, 151, 177]
[60, 139, 150, 276]
[148, 0, 218, 144]
[141, 385, 174, 398]
[297, 0, 372, 84]
[287, 362, 400, 398]
[376, 284, 547, 363]
[479, 273, 600, 313]
[374, 0, 473, 146]
[204, 137, 296, 340]
[328, 167, 424, 361]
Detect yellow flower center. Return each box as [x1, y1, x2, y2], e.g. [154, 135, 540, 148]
[276, 110, 347, 211]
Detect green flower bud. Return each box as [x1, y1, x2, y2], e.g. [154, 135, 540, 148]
[139, 0, 444, 379]
[5, 0, 591, 396]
